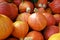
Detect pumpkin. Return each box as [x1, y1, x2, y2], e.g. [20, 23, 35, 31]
[12, 21, 29, 38]
[24, 31, 44, 40]
[43, 25, 59, 40]
[0, 2, 18, 20]
[49, 0, 60, 14]
[16, 12, 30, 23]
[0, 0, 5, 2]
[19, 1, 34, 13]
[53, 14, 60, 23]
[28, 12, 47, 31]
[43, 13, 56, 26]
[13, 0, 22, 6]
[0, 14, 14, 39]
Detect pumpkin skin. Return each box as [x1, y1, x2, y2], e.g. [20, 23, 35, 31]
[0, 2, 18, 20]
[13, 0, 22, 6]
[0, 0, 5, 2]
[43, 25, 59, 40]
[38, 8, 46, 13]
[48, 33, 60, 40]
[49, 0, 60, 14]
[19, 1, 34, 13]
[13, 0, 29, 6]
[8, 3, 18, 20]
[0, 14, 14, 39]
[28, 12, 47, 31]
[53, 14, 60, 23]
[12, 21, 29, 38]
[24, 31, 44, 40]
[16, 12, 30, 23]
[43, 13, 56, 26]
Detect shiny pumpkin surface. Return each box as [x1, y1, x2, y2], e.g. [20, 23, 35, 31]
[12, 21, 29, 38]
[0, 14, 14, 39]
[28, 13, 47, 31]
[24, 31, 44, 40]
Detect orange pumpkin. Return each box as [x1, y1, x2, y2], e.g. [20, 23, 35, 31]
[43, 25, 59, 40]
[49, 0, 60, 14]
[0, 14, 14, 39]
[43, 13, 56, 26]
[0, 0, 5, 2]
[12, 0, 29, 6]
[8, 3, 18, 20]
[12, 21, 29, 38]
[13, 0, 22, 6]
[24, 31, 44, 40]
[16, 12, 30, 23]
[0, 2, 18, 20]
[28, 12, 47, 31]
[19, 1, 34, 13]
[53, 14, 60, 23]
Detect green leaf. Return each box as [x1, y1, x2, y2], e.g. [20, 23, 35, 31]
[30, 0, 38, 3]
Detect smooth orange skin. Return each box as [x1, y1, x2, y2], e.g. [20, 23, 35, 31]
[43, 13, 56, 26]
[0, 14, 14, 39]
[53, 14, 60, 23]
[0, 2, 18, 20]
[34, 0, 47, 8]
[43, 26, 59, 40]
[25, 31, 44, 40]
[0, 0, 5, 2]
[13, 0, 22, 6]
[19, 1, 34, 13]
[12, 21, 29, 38]
[49, 0, 60, 14]
[8, 3, 18, 20]
[13, 0, 29, 6]
[38, 8, 46, 13]
[16, 12, 30, 23]
[28, 13, 47, 31]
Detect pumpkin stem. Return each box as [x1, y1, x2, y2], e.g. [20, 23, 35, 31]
[38, 4, 43, 8]
[38, 4, 46, 8]
[34, 8, 38, 13]
[26, 7, 31, 13]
